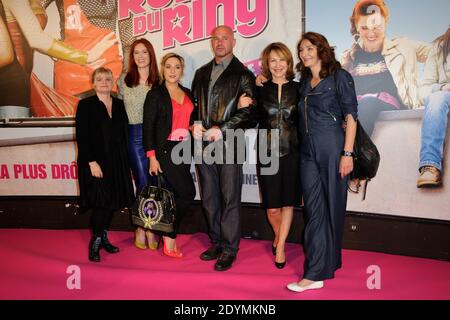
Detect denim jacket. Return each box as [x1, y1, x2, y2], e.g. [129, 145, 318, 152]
[298, 69, 358, 136]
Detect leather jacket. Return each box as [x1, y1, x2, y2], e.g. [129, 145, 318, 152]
[257, 80, 299, 157]
[191, 56, 257, 133]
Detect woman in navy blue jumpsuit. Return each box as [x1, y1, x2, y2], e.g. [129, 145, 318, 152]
[287, 32, 358, 293]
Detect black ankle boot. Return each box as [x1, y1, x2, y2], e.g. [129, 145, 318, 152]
[89, 237, 102, 262]
[101, 230, 119, 253]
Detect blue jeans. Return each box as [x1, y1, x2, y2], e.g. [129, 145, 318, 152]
[128, 124, 155, 195]
[419, 91, 450, 171]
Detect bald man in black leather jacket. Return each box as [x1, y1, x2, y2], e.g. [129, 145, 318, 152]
[191, 25, 257, 271]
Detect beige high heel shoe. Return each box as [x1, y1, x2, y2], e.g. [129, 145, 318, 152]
[146, 230, 159, 250]
[134, 228, 147, 250]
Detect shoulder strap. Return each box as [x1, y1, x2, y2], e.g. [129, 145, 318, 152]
[333, 71, 341, 105]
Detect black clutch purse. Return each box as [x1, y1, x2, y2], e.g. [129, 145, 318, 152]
[131, 175, 176, 233]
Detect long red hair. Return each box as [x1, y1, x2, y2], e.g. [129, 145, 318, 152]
[124, 38, 159, 87]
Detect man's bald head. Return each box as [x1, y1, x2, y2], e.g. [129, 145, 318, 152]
[210, 25, 236, 62]
[211, 25, 234, 38]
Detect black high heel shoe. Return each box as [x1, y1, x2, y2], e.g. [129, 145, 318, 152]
[272, 244, 276, 256]
[274, 245, 285, 269]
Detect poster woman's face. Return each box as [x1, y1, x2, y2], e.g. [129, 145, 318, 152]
[356, 11, 386, 53]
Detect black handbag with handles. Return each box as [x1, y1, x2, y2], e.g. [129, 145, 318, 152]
[349, 120, 381, 200]
[131, 175, 176, 233]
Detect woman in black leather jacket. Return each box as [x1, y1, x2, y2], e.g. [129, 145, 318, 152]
[240, 42, 300, 270]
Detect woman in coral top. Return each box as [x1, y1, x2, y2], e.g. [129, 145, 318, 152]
[143, 53, 196, 258]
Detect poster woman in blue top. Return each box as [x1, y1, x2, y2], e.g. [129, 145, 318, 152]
[287, 32, 358, 292]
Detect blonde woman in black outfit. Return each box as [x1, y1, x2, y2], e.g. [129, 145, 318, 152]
[75, 67, 134, 262]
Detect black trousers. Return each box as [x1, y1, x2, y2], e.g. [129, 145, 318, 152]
[158, 140, 196, 239]
[91, 207, 115, 237]
[196, 163, 243, 255]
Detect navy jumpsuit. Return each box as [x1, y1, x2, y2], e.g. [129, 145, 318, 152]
[297, 69, 358, 281]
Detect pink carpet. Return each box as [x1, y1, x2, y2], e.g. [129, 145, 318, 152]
[0, 229, 448, 300]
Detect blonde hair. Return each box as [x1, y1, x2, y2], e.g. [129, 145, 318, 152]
[160, 53, 185, 82]
[91, 67, 113, 84]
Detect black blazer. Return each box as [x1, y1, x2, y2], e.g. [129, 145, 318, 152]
[75, 94, 129, 168]
[143, 83, 194, 157]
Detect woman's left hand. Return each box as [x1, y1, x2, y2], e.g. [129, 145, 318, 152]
[339, 156, 354, 178]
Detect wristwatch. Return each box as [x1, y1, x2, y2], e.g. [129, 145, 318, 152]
[341, 150, 355, 157]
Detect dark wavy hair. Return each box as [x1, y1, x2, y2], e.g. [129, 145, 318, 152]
[124, 38, 159, 87]
[434, 27, 450, 69]
[296, 32, 341, 79]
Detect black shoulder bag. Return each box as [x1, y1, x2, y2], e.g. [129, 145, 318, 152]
[334, 73, 380, 200]
[350, 120, 381, 199]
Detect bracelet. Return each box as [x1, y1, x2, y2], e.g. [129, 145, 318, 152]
[341, 150, 355, 157]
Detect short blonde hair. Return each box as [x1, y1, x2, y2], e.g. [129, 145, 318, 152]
[91, 67, 113, 84]
[160, 53, 185, 82]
